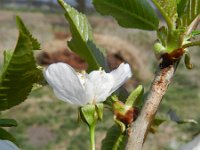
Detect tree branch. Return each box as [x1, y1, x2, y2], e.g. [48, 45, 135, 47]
[126, 63, 176, 150]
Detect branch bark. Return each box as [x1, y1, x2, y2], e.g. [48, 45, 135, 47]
[126, 63, 176, 150]
[125, 13, 200, 150]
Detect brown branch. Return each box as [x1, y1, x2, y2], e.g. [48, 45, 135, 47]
[125, 13, 200, 150]
[126, 63, 176, 150]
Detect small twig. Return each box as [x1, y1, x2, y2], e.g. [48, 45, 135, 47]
[126, 63, 175, 150]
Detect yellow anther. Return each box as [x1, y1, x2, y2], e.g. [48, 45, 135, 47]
[81, 70, 86, 74]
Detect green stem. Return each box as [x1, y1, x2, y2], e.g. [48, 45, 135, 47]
[151, 0, 174, 31]
[89, 124, 96, 150]
[182, 41, 200, 48]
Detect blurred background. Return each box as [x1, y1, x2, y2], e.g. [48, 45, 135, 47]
[0, 0, 200, 150]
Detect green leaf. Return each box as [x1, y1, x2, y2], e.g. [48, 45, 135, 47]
[101, 125, 127, 150]
[16, 16, 40, 50]
[157, 26, 168, 46]
[178, 0, 200, 27]
[95, 103, 104, 120]
[152, 0, 177, 30]
[182, 41, 200, 48]
[3, 50, 12, 67]
[125, 85, 144, 107]
[93, 0, 159, 30]
[0, 128, 17, 145]
[184, 53, 193, 69]
[80, 105, 96, 126]
[114, 119, 126, 133]
[0, 119, 17, 127]
[166, 29, 185, 52]
[177, 0, 188, 17]
[184, 30, 200, 41]
[0, 17, 42, 111]
[2, 50, 13, 74]
[58, 0, 107, 72]
[190, 30, 200, 37]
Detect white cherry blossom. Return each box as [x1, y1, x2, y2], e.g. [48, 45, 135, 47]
[44, 62, 132, 106]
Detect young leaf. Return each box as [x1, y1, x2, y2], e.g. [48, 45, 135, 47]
[152, 0, 177, 30]
[177, 0, 188, 17]
[183, 41, 200, 48]
[0, 119, 17, 127]
[0, 128, 17, 145]
[184, 30, 200, 42]
[0, 17, 43, 111]
[101, 125, 127, 150]
[177, 0, 200, 27]
[125, 85, 144, 107]
[16, 16, 40, 50]
[190, 30, 200, 37]
[2, 50, 13, 74]
[184, 53, 193, 70]
[93, 0, 159, 30]
[3, 50, 12, 65]
[95, 103, 104, 120]
[58, 0, 107, 72]
[157, 26, 168, 46]
[80, 104, 96, 126]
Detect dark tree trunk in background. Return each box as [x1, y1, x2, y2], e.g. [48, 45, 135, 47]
[76, 0, 86, 13]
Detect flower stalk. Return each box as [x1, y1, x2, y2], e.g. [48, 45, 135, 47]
[89, 124, 96, 150]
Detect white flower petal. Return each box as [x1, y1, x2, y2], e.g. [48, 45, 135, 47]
[0, 140, 20, 150]
[44, 63, 87, 106]
[84, 78, 95, 103]
[110, 63, 132, 93]
[76, 72, 86, 87]
[87, 70, 114, 102]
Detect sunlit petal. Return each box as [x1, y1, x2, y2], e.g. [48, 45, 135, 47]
[44, 62, 132, 106]
[84, 78, 95, 104]
[0, 140, 20, 150]
[87, 70, 114, 102]
[76, 72, 87, 87]
[110, 63, 132, 93]
[44, 63, 87, 106]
